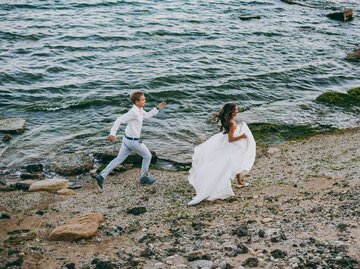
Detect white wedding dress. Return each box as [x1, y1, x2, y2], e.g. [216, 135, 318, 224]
[188, 122, 256, 205]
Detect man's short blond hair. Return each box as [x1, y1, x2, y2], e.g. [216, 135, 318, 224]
[130, 91, 144, 104]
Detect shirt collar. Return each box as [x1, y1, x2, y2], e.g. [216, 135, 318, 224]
[132, 104, 143, 112]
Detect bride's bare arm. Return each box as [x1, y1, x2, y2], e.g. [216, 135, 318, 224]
[228, 124, 247, 142]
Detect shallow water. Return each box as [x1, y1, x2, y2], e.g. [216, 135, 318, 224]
[0, 0, 359, 172]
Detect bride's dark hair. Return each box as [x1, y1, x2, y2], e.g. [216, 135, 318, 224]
[217, 103, 237, 134]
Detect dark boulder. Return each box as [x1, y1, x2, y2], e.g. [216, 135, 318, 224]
[20, 173, 44, 180]
[327, 10, 353, 21]
[126, 207, 147, 215]
[239, 15, 261, 21]
[24, 164, 44, 173]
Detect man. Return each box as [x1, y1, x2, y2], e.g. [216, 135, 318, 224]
[95, 91, 166, 189]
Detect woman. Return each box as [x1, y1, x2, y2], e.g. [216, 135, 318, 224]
[188, 103, 256, 206]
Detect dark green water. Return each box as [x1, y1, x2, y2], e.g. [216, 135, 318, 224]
[0, 0, 359, 173]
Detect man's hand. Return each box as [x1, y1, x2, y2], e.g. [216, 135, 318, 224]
[157, 101, 166, 110]
[108, 135, 116, 142]
[241, 133, 247, 139]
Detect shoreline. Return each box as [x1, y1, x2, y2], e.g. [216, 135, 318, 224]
[0, 123, 358, 180]
[0, 126, 359, 268]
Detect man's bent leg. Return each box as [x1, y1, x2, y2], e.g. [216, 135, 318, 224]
[100, 141, 131, 179]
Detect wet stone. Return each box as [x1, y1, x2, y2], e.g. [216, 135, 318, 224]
[63, 263, 75, 269]
[20, 173, 45, 180]
[237, 244, 249, 254]
[234, 224, 248, 237]
[327, 10, 353, 21]
[11, 180, 34, 191]
[258, 229, 265, 238]
[242, 257, 259, 267]
[2, 133, 12, 142]
[24, 164, 44, 173]
[271, 249, 287, 259]
[126, 206, 147, 215]
[0, 212, 11, 219]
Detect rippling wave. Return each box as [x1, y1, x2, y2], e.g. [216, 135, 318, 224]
[0, 0, 359, 170]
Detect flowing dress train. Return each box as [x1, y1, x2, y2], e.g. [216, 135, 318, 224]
[188, 122, 256, 205]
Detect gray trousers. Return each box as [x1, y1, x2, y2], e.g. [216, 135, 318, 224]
[100, 137, 152, 179]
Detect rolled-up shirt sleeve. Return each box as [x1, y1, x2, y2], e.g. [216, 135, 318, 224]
[143, 107, 159, 119]
[110, 111, 136, 136]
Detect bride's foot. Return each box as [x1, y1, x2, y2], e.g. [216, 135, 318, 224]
[236, 174, 250, 188]
[238, 182, 250, 188]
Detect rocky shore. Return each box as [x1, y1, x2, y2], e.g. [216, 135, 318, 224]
[0, 127, 359, 269]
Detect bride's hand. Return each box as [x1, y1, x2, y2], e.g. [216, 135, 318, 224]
[241, 133, 247, 139]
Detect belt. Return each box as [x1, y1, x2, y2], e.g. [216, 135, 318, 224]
[125, 135, 140, 141]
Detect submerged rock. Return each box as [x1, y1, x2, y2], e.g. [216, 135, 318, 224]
[315, 87, 360, 109]
[346, 47, 360, 61]
[24, 164, 44, 173]
[239, 15, 261, 21]
[327, 10, 353, 21]
[0, 118, 26, 134]
[50, 152, 93, 175]
[2, 133, 12, 142]
[29, 178, 69, 192]
[48, 212, 104, 241]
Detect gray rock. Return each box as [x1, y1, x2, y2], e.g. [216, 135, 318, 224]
[267, 147, 281, 155]
[189, 260, 213, 269]
[289, 257, 300, 265]
[50, 152, 93, 175]
[0, 118, 26, 134]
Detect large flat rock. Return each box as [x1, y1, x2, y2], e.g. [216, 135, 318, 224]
[50, 152, 93, 176]
[0, 118, 26, 133]
[28, 178, 69, 192]
[48, 212, 104, 241]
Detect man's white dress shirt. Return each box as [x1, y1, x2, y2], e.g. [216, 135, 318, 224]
[110, 105, 159, 138]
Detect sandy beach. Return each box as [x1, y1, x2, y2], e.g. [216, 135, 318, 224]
[0, 127, 359, 269]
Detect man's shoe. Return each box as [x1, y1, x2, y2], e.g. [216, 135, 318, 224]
[139, 176, 157, 185]
[95, 174, 104, 189]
